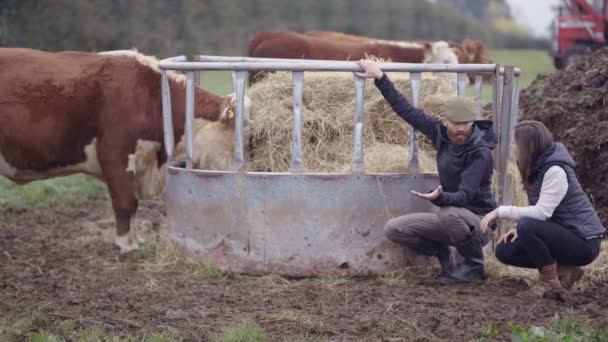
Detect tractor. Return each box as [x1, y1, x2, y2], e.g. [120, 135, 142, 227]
[551, 0, 608, 68]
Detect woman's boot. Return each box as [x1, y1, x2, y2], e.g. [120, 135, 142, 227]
[557, 264, 585, 291]
[518, 263, 564, 299]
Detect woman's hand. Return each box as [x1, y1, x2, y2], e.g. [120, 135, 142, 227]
[412, 186, 443, 201]
[355, 60, 384, 80]
[480, 208, 499, 234]
[497, 229, 518, 244]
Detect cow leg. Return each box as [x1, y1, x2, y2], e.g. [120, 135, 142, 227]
[113, 199, 140, 254]
[99, 155, 142, 253]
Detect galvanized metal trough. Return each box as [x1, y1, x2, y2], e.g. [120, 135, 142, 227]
[158, 56, 521, 277]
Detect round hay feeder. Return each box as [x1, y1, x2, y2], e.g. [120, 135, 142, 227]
[159, 55, 522, 277]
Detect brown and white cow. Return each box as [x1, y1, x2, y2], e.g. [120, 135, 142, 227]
[302, 31, 493, 82]
[247, 30, 458, 83]
[303, 31, 492, 65]
[0, 48, 243, 253]
[126, 94, 252, 196]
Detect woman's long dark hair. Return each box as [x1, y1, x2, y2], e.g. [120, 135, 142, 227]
[513, 120, 554, 191]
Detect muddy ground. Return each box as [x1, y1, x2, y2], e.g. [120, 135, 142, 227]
[1, 200, 607, 341]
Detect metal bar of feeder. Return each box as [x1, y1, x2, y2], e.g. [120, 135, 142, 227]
[352, 75, 366, 174]
[232, 71, 247, 170]
[474, 75, 483, 115]
[457, 72, 468, 96]
[290, 72, 305, 173]
[231, 71, 237, 94]
[499, 75, 520, 209]
[408, 72, 421, 173]
[511, 76, 520, 122]
[497, 67, 515, 205]
[161, 71, 175, 159]
[492, 66, 502, 171]
[185, 71, 195, 169]
[159, 60, 501, 73]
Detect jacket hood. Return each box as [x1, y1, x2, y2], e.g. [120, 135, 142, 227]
[439, 120, 497, 155]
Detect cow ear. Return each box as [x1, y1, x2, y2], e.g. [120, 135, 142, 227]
[219, 107, 231, 124]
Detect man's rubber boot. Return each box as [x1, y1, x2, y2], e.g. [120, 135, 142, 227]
[434, 246, 462, 279]
[413, 240, 461, 279]
[438, 234, 486, 285]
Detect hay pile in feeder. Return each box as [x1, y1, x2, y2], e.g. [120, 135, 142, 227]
[246, 71, 456, 173]
[246, 71, 528, 207]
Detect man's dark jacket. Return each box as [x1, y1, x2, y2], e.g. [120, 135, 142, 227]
[375, 74, 497, 215]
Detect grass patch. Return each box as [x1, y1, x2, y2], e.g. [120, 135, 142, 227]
[130, 233, 226, 280]
[60, 327, 181, 342]
[28, 331, 63, 342]
[256, 310, 326, 336]
[379, 320, 418, 337]
[0, 174, 108, 209]
[471, 322, 501, 342]
[211, 321, 266, 342]
[201, 70, 234, 96]
[0, 312, 183, 342]
[467, 48, 555, 105]
[473, 315, 608, 342]
[508, 314, 608, 342]
[0, 309, 49, 341]
[204, 50, 555, 103]
[489, 49, 555, 89]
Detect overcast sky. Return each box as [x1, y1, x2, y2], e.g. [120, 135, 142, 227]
[505, 0, 562, 37]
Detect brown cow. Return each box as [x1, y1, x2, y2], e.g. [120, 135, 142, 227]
[248, 31, 458, 83]
[302, 31, 493, 82]
[305, 31, 371, 43]
[303, 31, 492, 65]
[0, 48, 238, 253]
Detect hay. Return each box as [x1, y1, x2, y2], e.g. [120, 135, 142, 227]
[246, 70, 526, 207]
[338, 143, 436, 173]
[247, 71, 456, 173]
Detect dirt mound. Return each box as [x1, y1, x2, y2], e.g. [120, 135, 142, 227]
[518, 47, 608, 226]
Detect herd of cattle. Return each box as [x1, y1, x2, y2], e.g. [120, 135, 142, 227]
[0, 30, 493, 253]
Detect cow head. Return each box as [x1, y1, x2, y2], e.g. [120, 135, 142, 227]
[126, 94, 253, 201]
[220, 93, 252, 128]
[423, 41, 459, 64]
[460, 39, 492, 64]
[473, 40, 492, 64]
[197, 92, 252, 128]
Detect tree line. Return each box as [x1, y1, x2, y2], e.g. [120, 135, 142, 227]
[0, 0, 548, 58]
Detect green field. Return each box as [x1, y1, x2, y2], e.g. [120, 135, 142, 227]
[202, 49, 555, 99]
[201, 70, 235, 95]
[0, 49, 555, 207]
[467, 49, 555, 103]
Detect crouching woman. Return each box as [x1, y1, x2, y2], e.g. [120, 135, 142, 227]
[481, 120, 604, 297]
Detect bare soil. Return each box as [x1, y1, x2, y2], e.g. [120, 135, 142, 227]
[1, 201, 607, 341]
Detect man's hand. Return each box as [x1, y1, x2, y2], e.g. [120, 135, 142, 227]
[480, 208, 499, 234]
[412, 186, 443, 201]
[355, 60, 384, 80]
[497, 229, 518, 244]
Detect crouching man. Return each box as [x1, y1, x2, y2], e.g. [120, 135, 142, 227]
[356, 60, 498, 284]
